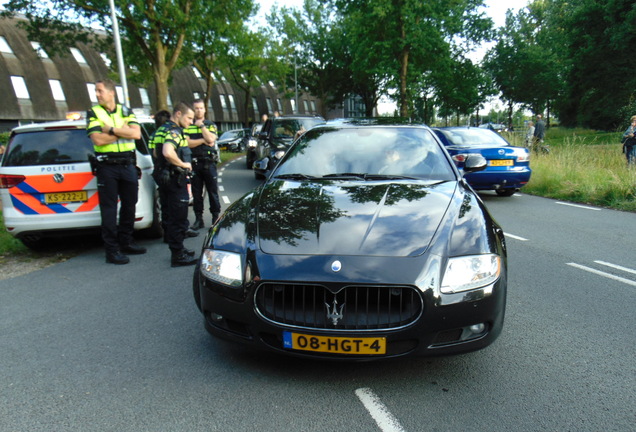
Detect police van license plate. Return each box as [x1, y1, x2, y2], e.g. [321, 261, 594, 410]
[44, 191, 88, 204]
[283, 331, 386, 355]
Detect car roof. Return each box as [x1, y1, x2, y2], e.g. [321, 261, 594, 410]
[327, 117, 427, 127]
[11, 117, 155, 134]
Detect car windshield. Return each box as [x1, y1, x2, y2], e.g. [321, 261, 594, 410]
[220, 130, 242, 140]
[441, 129, 510, 147]
[2, 129, 94, 166]
[272, 118, 324, 139]
[273, 126, 456, 181]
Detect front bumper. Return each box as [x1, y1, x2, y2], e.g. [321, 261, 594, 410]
[196, 273, 506, 360]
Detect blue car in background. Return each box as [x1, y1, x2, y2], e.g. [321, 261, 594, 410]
[433, 127, 531, 197]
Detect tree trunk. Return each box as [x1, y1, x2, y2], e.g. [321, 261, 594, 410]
[153, 46, 172, 111]
[398, 48, 409, 118]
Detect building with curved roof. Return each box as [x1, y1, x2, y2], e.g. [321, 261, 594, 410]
[0, 14, 331, 132]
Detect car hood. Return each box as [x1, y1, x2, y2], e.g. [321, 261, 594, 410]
[218, 137, 240, 144]
[255, 180, 456, 257]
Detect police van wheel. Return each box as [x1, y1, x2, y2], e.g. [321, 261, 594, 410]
[19, 235, 48, 250]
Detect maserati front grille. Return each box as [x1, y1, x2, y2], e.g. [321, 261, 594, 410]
[254, 283, 422, 331]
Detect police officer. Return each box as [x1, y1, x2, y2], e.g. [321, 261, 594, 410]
[152, 102, 198, 267]
[151, 110, 199, 242]
[87, 79, 145, 265]
[185, 99, 221, 230]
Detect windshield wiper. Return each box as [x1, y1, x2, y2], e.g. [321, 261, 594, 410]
[362, 174, 419, 180]
[322, 173, 419, 181]
[274, 173, 317, 180]
[322, 172, 368, 180]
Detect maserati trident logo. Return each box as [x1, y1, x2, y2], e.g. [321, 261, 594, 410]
[53, 173, 64, 183]
[325, 298, 345, 326]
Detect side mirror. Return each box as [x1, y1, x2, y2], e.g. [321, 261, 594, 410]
[463, 154, 487, 173]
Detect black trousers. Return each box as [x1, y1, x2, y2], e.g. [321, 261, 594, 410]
[159, 177, 190, 252]
[191, 160, 220, 218]
[96, 163, 138, 254]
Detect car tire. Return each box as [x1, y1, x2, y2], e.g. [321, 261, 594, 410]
[193, 262, 202, 312]
[246, 156, 253, 169]
[139, 190, 163, 238]
[495, 189, 517, 197]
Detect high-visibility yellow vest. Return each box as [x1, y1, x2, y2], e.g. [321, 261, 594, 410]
[87, 104, 138, 153]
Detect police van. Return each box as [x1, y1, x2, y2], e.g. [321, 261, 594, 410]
[0, 113, 162, 249]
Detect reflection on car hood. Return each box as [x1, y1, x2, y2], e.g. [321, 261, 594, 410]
[256, 180, 455, 257]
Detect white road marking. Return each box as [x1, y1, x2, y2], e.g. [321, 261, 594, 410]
[355, 388, 406, 432]
[567, 263, 636, 287]
[504, 233, 528, 241]
[594, 260, 636, 276]
[222, 196, 230, 204]
[556, 202, 601, 211]
[219, 185, 225, 192]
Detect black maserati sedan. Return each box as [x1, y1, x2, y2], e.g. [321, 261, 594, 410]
[193, 120, 507, 360]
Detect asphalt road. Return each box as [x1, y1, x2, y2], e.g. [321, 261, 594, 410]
[1, 157, 634, 432]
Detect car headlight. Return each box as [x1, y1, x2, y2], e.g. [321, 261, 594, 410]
[440, 254, 501, 294]
[200, 250, 242, 287]
[247, 139, 258, 148]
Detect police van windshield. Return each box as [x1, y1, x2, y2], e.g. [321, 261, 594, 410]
[3, 129, 94, 167]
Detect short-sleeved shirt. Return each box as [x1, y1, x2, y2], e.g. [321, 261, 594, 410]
[154, 120, 189, 167]
[184, 121, 218, 158]
[86, 104, 139, 153]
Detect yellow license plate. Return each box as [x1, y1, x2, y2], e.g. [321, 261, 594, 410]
[283, 331, 386, 355]
[489, 159, 513, 166]
[44, 191, 88, 204]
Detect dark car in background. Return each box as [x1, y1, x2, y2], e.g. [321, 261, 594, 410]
[193, 120, 507, 360]
[479, 123, 508, 133]
[217, 128, 250, 153]
[433, 126, 531, 197]
[252, 115, 325, 179]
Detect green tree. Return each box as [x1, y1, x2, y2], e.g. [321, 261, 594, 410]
[2, 0, 254, 111]
[217, 27, 270, 126]
[267, 0, 350, 117]
[333, 0, 493, 118]
[547, 0, 636, 129]
[484, 3, 563, 125]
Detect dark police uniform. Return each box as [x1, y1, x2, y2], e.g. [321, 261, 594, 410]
[152, 120, 197, 266]
[184, 121, 220, 227]
[87, 104, 144, 264]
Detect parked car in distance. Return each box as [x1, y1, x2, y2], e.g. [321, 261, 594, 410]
[433, 126, 531, 197]
[217, 128, 250, 153]
[193, 119, 507, 360]
[479, 122, 508, 133]
[0, 116, 162, 249]
[252, 115, 325, 179]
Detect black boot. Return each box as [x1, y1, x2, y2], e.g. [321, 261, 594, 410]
[106, 251, 130, 265]
[171, 249, 197, 267]
[185, 228, 199, 238]
[120, 242, 147, 255]
[191, 217, 205, 230]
